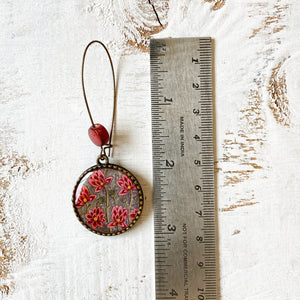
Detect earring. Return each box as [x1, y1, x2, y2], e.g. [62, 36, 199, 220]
[72, 41, 144, 236]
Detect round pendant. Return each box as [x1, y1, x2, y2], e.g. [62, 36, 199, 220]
[72, 164, 144, 236]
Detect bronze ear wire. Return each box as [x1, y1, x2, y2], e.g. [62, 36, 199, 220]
[81, 40, 117, 159]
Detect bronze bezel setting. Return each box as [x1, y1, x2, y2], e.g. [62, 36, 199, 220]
[72, 163, 144, 236]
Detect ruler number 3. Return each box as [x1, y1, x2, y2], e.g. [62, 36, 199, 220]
[167, 224, 176, 232]
[193, 108, 200, 115]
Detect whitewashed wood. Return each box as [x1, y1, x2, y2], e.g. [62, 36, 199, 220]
[0, 0, 299, 299]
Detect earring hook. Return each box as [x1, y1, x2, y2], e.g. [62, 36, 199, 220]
[81, 40, 116, 157]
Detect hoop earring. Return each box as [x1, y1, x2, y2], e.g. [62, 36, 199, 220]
[72, 41, 144, 236]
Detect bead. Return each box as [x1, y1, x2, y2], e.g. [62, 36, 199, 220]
[88, 123, 109, 146]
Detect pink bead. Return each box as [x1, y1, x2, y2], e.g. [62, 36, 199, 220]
[88, 123, 109, 146]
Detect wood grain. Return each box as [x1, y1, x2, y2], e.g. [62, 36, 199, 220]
[204, 0, 226, 10]
[0, 127, 41, 296]
[86, 0, 169, 53]
[268, 58, 290, 126]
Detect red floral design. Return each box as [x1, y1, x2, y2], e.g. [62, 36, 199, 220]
[88, 170, 113, 192]
[85, 207, 106, 229]
[117, 174, 136, 195]
[108, 206, 128, 229]
[76, 185, 96, 208]
[129, 208, 139, 220]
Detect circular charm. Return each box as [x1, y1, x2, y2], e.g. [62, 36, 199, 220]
[72, 164, 144, 236]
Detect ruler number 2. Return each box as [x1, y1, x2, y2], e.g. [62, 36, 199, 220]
[166, 160, 175, 168]
[195, 210, 203, 217]
[164, 97, 173, 103]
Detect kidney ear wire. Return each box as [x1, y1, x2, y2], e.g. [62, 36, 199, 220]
[81, 40, 117, 157]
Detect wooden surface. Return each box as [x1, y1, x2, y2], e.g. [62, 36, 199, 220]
[0, 0, 299, 299]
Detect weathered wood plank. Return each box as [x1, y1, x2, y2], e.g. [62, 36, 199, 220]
[0, 0, 299, 299]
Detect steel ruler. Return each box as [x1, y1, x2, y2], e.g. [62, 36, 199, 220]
[150, 38, 217, 300]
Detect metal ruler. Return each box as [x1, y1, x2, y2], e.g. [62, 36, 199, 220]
[150, 38, 217, 300]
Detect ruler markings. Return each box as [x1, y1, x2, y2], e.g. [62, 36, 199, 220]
[151, 38, 217, 300]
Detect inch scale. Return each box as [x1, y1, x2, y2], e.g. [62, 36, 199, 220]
[150, 38, 217, 300]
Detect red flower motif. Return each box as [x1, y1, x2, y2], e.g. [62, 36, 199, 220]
[107, 206, 128, 229]
[88, 170, 113, 192]
[117, 174, 136, 195]
[76, 185, 96, 208]
[85, 207, 106, 229]
[129, 208, 139, 220]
